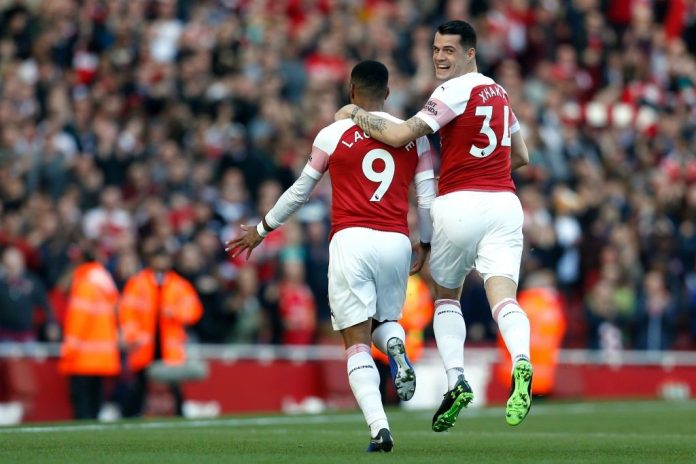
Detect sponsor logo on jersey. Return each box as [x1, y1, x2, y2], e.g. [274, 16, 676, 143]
[425, 100, 438, 115]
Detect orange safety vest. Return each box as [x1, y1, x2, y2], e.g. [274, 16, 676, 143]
[496, 287, 566, 395]
[119, 269, 202, 372]
[59, 262, 121, 376]
[373, 274, 434, 364]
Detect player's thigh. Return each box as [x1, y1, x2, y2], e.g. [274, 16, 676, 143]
[373, 231, 412, 322]
[328, 228, 378, 331]
[475, 192, 524, 285]
[429, 192, 487, 289]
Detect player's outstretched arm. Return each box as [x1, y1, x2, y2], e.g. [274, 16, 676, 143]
[335, 104, 433, 147]
[224, 169, 321, 259]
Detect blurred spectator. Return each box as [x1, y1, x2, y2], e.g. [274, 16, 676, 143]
[300, 207, 330, 337]
[118, 246, 202, 417]
[226, 264, 266, 344]
[59, 248, 121, 420]
[82, 186, 133, 257]
[634, 270, 678, 350]
[176, 242, 229, 344]
[112, 249, 141, 290]
[584, 279, 629, 352]
[0, 245, 59, 422]
[0, 246, 59, 342]
[264, 247, 317, 346]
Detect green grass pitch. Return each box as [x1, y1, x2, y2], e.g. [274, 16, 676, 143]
[2, 400, 695, 463]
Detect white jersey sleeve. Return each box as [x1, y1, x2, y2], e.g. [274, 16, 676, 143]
[264, 168, 320, 229]
[414, 136, 435, 208]
[414, 135, 435, 243]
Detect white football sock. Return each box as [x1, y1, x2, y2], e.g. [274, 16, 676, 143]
[493, 298, 531, 366]
[346, 344, 388, 436]
[433, 299, 467, 389]
[372, 321, 406, 355]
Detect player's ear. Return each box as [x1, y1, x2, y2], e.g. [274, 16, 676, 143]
[384, 87, 390, 101]
[349, 82, 356, 101]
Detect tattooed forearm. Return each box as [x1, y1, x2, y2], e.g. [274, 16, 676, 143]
[354, 112, 372, 134]
[353, 110, 387, 137]
[347, 105, 426, 146]
[406, 116, 433, 137]
[368, 116, 387, 134]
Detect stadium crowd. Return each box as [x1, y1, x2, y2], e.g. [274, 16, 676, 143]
[0, 0, 695, 354]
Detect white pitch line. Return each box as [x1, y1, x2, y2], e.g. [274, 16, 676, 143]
[1, 400, 694, 434]
[0, 413, 365, 434]
[406, 430, 696, 440]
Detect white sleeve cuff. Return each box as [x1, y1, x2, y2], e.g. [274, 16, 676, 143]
[257, 222, 269, 238]
[417, 207, 433, 244]
[415, 112, 440, 133]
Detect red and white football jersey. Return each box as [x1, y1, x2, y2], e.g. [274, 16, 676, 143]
[415, 72, 521, 195]
[305, 112, 434, 240]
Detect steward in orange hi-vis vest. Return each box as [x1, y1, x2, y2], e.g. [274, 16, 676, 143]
[59, 262, 120, 376]
[117, 246, 203, 418]
[119, 268, 203, 373]
[59, 260, 120, 419]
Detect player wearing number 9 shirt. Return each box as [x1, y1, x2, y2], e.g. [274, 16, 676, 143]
[336, 20, 534, 430]
[225, 60, 436, 453]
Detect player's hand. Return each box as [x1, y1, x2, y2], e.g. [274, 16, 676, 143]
[335, 104, 357, 121]
[225, 224, 264, 260]
[410, 241, 431, 275]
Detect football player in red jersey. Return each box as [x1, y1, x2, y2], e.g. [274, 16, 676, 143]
[226, 61, 436, 452]
[336, 20, 533, 430]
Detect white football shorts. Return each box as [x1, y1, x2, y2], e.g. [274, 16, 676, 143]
[429, 190, 523, 289]
[328, 227, 411, 330]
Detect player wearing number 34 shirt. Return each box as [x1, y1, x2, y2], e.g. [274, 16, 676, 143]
[337, 21, 534, 432]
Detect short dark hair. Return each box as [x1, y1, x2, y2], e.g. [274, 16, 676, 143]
[437, 20, 477, 49]
[350, 60, 389, 99]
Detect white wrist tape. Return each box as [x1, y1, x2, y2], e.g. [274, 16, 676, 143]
[256, 222, 269, 238]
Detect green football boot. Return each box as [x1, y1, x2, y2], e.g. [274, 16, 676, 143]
[505, 359, 533, 426]
[431, 375, 474, 432]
